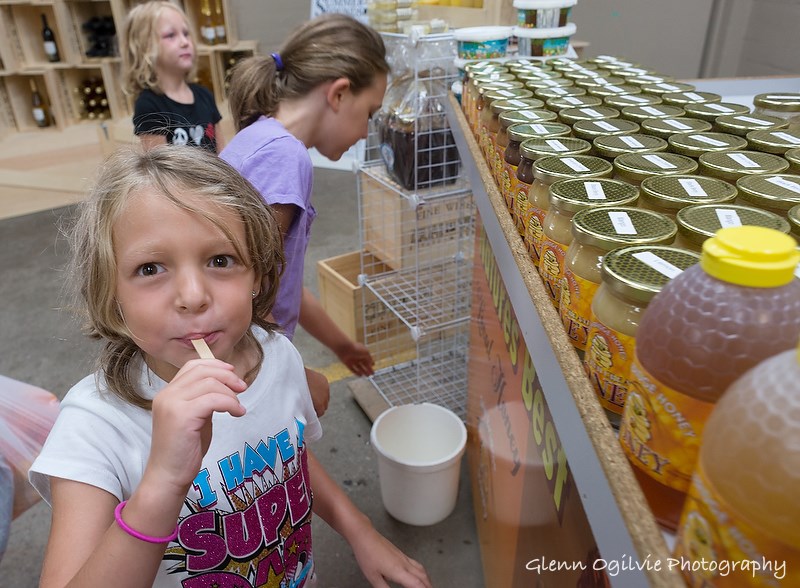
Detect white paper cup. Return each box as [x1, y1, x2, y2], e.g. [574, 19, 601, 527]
[370, 403, 467, 526]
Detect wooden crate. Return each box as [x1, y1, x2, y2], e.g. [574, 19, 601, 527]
[360, 171, 475, 270]
[317, 250, 418, 364]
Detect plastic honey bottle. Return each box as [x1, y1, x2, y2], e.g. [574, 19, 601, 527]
[618, 225, 800, 530]
[672, 343, 800, 587]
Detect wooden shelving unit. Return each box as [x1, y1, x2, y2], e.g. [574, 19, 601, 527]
[0, 0, 256, 137]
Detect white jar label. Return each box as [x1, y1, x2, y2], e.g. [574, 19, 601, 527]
[663, 119, 692, 130]
[562, 157, 590, 172]
[683, 92, 705, 101]
[727, 152, 760, 168]
[32, 107, 45, 122]
[594, 120, 618, 131]
[715, 208, 742, 228]
[766, 175, 800, 194]
[632, 251, 683, 278]
[530, 123, 549, 133]
[580, 108, 603, 118]
[678, 178, 707, 197]
[643, 154, 677, 169]
[689, 134, 727, 147]
[550, 87, 568, 95]
[584, 181, 607, 200]
[626, 95, 649, 103]
[545, 139, 569, 152]
[771, 132, 800, 145]
[656, 83, 682, 92]
[496, 90, 515, 97]
[609, 211, 637, 235]
[508, 100, 528, 107]
[705, 103, 735, 113]
[563, 96, 582, 105]
[735, 115, 771, 125]
[520, 111, 543, 120]
[642, 106, 665, 116]
[619, 135, 645, 148]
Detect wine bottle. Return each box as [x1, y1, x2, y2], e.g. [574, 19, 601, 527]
[41, 14, 60, 62]
[30, 79, 51, 128]
[214, 0, 227, 44]
[200, 0, 217, 45]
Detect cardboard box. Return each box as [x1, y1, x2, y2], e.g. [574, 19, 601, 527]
[360, 171, 475, 270]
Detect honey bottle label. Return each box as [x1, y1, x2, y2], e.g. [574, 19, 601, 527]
[539, 237, 567, 305]
[524, 205, 547, 265]
[502, 163, 518, 213]
[514, 184, 531, 236]
[559, 270, 598, 350]
[673, 464, 799, 587]
[584, 319, 634, 414]
[493, 144, 506, 186]
[619, 357, 714, 493]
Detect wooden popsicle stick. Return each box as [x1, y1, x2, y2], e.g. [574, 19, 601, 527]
[191, 338, 215, 359]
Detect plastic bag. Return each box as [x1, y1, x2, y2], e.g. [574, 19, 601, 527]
[0, 375, 60, 518]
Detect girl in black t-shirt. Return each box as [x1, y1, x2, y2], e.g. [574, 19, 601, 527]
[121, 1, 223, 153]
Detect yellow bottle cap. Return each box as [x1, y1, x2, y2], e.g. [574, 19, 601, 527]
[701, 226, 800, 287]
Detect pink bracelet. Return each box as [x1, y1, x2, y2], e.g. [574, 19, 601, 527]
[114, 500, 179, 544]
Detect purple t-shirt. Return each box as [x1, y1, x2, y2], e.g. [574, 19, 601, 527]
[221, 116, 315, 340]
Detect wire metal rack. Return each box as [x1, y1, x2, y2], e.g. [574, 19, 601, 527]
[356, 32, 475, 419]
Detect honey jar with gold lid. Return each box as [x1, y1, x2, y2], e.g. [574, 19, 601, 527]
[746, 128, 800, 155]
[613, 152, 698, 186]
[660, 91, 722, 107]
[585, 245, 700, 425]
[620, 104, 686, 125]
[639, 174, 738, 217]
[675, 203, 791, 252]
[735, 173, 800, 215]
[683, 101, 751, 123]
[698, 150, 790, 183]
[668, 132, 748, 159]
[714, 113, 789, 136]
[640, 117, 712, 140]
[560, 206, 677, 352]
[593, 133, 668, 161]
[753, 92, 800, 129]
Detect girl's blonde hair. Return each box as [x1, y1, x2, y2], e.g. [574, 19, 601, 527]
[121, 0, 196, 95]
[68, 147, 284, 410]
[228, 13, 389, 131]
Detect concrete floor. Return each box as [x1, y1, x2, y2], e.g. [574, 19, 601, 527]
[0, 167, 485, 587]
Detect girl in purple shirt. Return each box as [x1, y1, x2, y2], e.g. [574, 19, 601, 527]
[221, 14, 389, 416]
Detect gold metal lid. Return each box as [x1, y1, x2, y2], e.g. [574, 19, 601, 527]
[683, 101, 751, 122]
[534, 85, 587, 100]
[677, 203, 791, 247]
[559, 106, 621, 125]
[601, 245, 700, 304]
[753, 93, 800, 113]
[640, 81, 696, 96]
[524, 77, 575, 91]
[788, 203, 800, 237]
[551, 60, 599, 72]
[668, 132, 748, 158]
[735, 174, 800, 212]
[483, 88, 534, 103]
[549, 177, 640, 213]
[516, 69, 564, 82]
[640, 117, 712, 139]
[545, 95, 603, 112]
[603, 93, 663, 109]
[571, 118, 640, 141]
[613, 152, 698, 183]
[571, 206, 678, 249]
[532, 154, 613, 184]
[507, 121, 572, 141]
[476, 81, 524, 97]
[746, 129, 800, 155]
[490, 97, 545, 115]
[465, 62, 509, 75]
[620, 104, 686, 123]
[714, 113, 790, 136]
[519, 137, 592, 161]
[593, 133, 668, 158]
[586, 84, 644, 98]
[572, 75, 626, 88]
[500, 108, 559, 129]
[660, 91, 722, 106]
[786, 148, 800, 169]
[698, 151, 790, 182]
[474, 73, 517, 88]
[640, 174, 738, 212]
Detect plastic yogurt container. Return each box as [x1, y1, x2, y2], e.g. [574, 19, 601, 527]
[454, 26, 513, 60]
[514, 23, 577, 58]
[514, 0, 578, 29]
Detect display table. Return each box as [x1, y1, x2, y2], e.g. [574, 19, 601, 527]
[447, 95, 683, 588]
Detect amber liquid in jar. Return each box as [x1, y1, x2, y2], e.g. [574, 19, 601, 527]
[503, 138, 524, 217]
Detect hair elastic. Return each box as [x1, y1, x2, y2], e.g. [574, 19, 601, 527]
[114, 500, 179, 544]
[271, 52, 284, 72]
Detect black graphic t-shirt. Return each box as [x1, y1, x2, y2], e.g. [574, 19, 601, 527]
[133, 84, 222, 152]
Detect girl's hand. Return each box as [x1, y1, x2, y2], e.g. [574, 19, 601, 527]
[144, 358, 247, 498]
[350, 526, 432, 588]
[335, 340, 375, 377]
